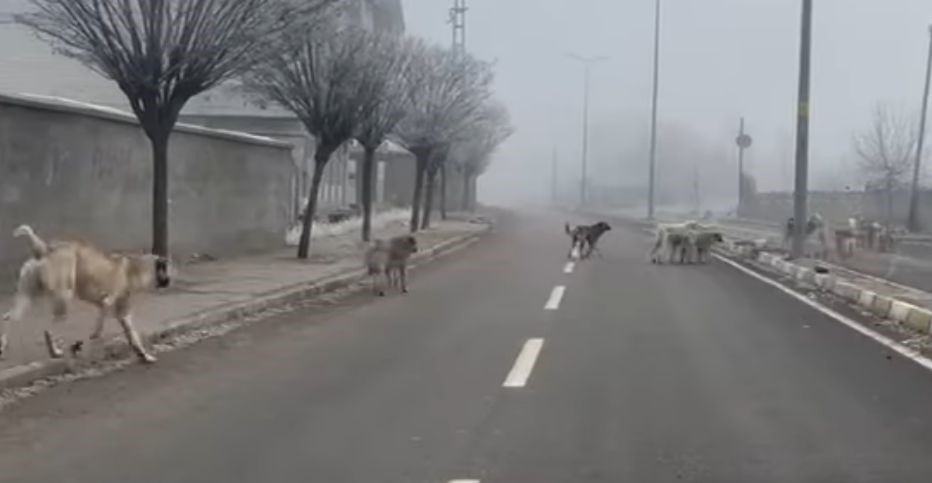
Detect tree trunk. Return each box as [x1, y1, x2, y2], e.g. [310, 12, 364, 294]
[409, 149, 430, 233]
[462, 170, 471, 211]
[361, 146, 377, 242]
[466, 175, 477, 212]
[440, 163, 448, 220]
[150, 132, 170, 257]
[297, 148, 332, 259]
[886, 177, 895, 228]
[422, 167, 438, 230]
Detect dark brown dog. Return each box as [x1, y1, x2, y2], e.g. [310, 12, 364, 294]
[565, 221, 612, 259]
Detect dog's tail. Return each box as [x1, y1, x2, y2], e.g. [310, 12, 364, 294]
[565, 223, 573, 236]
[13, 225, 48, 258]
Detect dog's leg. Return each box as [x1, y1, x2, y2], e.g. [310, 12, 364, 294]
[378, 270, 387, 296]
[44, 296, 70, 359]
[371, 271, 385, 297]
[385, 267, 395, 289]
[1, 293, 31, 358]
[400, 266, 409, 294]
[0, 318, 9, 358]
[117, 313, 156, 363]
[90, 307, 108, 340]
[376, 275, 386, 296]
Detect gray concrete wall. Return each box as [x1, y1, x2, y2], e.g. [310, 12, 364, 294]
[0, 94, 294, 287]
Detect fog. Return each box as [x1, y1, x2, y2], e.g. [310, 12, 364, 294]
[402, 0, 932, 210]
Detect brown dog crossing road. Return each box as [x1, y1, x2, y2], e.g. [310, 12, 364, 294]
[2, 211, 932, 482]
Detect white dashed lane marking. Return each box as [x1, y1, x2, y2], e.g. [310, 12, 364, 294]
[544, 286, 566, 310]
[503, 338, 545, 388]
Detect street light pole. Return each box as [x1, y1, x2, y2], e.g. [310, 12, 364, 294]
[736, 118, 753, 216]
[568, 53, 607, 208]
[551, 146, 558, 205]
[582, 64, 591, 206]
[792, 0, 813, 258]
[738, 118, 745, 209]
[908, 24, 932, 233]
[647, 0, 662, 220]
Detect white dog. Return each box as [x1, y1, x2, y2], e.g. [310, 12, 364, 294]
[650, 222, 698, 264]
[1, 225, 171, 363]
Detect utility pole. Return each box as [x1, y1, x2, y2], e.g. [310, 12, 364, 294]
[647, 0, 662, 220]
[908, 24, 932, 233]
[445, 0, 467, 218]
[449, 0, 467, 58]
[568, 54, 607, 208]
[792, 0, 813, 258]
[736, 117, 753, 216]
[551, 147, 558, 205]
[693, 166, 701, 215]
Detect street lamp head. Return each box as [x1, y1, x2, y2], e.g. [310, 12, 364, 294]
[567, 52, 609, 64]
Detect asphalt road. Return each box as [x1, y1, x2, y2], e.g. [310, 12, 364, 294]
[2, 210, 932, 482]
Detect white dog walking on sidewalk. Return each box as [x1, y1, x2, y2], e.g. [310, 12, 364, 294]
[0, 225, 171, 363]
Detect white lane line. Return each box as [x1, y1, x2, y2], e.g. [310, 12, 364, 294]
[544, 286, 566, 310]
[564, 261, 575, 273]
[503, 338, 545, 388]
[714, 254, 932, 372]
[448, 480, 480, 483]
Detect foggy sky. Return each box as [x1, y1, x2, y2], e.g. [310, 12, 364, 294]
[402, 0, 932, 207]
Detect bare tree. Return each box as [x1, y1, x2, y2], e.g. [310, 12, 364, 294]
[854, 103, 918, 225]
[19, 0, 333, 256]
[394, 46, 494, 232]
[420, 143, 450, 229]
[354, 35, 414, 242]
[245, 22, 387, 259]
[449, 101, 514, 211]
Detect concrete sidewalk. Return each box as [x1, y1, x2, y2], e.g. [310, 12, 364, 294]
[0, 216, 490, 388]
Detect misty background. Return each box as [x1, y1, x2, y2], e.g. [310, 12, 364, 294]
[402, 0, 932, 209]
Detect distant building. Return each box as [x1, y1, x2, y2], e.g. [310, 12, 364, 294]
[0, 0, 409, 215]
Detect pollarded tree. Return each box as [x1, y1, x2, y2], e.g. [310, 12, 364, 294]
[394, 45, 493, 232]
[354, 34, 415, 242]
[245, 21, 389, 259]
[449, 100, 514, 211]
[19, 0, 335, 256]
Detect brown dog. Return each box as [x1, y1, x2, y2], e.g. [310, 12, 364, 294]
[365, 235, 418, 296]
[0, 225, 171, 363]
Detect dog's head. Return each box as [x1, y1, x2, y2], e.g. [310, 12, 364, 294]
[155, 256, 171, 288]
[123, 254, 173, 291]
[393, 235, 418, 255]
[596, 221, 612, 232]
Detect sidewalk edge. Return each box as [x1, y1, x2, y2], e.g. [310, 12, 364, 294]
[0, 225, 489, 390]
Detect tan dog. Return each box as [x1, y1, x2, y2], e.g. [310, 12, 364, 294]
[0, 225, 171, 363]
[365, 235, 418, 296]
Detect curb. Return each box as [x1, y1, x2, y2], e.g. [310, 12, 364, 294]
[599, 213, 932, 336]
[0, 226, 489, 390]
[718, 241, 932, 336]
